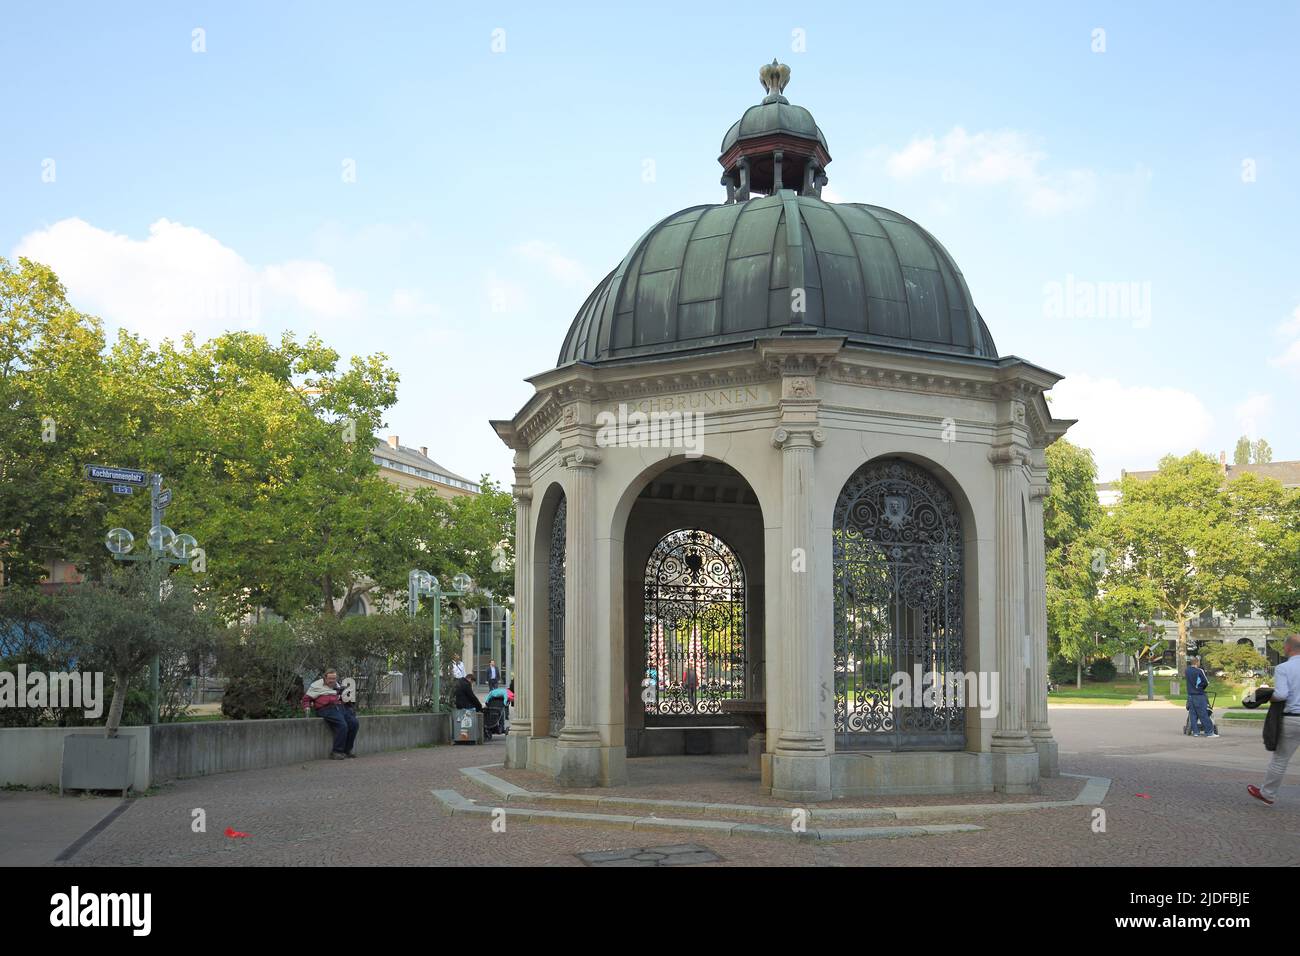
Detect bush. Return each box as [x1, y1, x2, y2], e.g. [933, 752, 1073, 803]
[1201, 642, 1270, 682]
[1087, 659, 1117, 682]
[218, 621, 308, 720]
[1049, 657, 1077, 684]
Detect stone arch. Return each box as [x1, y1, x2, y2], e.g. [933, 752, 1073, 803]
[607, 454, 769, 756]
[531, 480, 567, 737]
[830, 455, 970, 751]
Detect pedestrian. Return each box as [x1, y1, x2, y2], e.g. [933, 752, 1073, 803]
[683, 665, 699, 712]
[451, 654, 466, 680]
[1185, 654, 1218, 738]
[487, 659, 499, 690]
[453, 674, 483, 712]
[302, 668, 360, 759]
[1249, 633, 1300, 806]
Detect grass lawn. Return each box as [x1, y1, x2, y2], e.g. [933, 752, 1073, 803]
[1049, 678, 1253, 709]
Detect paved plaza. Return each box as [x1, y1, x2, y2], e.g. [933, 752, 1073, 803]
[6, 705, 1298, 867]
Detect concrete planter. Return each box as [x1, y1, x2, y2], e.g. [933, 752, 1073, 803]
[2, 712, 451, 791]
[60, 734, 137, 796]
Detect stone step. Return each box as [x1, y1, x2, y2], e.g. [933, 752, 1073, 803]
[430, 788, 984, 843]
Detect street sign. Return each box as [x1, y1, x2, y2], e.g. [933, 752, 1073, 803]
[157, 489, 172, 508]
[110, 484, 135, 496]
[85, 465, 149, 487]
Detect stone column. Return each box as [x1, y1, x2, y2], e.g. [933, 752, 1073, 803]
[757, 340, 840, 803]
[769, 422, 831, 802]
[989, 430, 1038, 792]
[504, 465, 532, 769]
[1027, 472, 1058, 776]
[555, 445, 604, 786]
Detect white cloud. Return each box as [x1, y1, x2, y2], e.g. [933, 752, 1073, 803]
[13, 217, 366, 340]
[1233, 393, 1273, 437]
[1272, 306, 1300, 369]
[389, 288, 441, 319]
[1050, 374, 1215, 480]
[513, 240, 592, 289]
[885, 127, 1096, 215]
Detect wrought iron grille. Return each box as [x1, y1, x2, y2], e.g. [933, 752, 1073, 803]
[548, 496, 566, 736]
[643, 529, 746, 717]
[833, 459, 965, 750]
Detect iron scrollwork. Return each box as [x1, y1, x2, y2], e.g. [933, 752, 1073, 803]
[643, 529, 746, 717]
[833, 459, 965, 750]
[548, 496, 566, 736]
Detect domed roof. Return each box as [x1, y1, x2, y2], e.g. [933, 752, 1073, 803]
[721, 100, 828, 156]
[557, 193, 998, 366]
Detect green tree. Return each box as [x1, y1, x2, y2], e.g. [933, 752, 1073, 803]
[0, 258, 121, 586]
[60, 562, 214, 735]
[1253, 438, 1273, 465]
[1233, 435, 1252, 466]
[1226, 471, 1300, 628]
[1104, 452, 1253, 692]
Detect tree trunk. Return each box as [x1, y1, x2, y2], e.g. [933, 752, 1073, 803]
[1076, 659, 1082, 689]
[1172, 615, 1186, 696]
[104, 668, 129, 738]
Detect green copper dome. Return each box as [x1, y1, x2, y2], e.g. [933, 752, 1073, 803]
[720, 100, 828, 155]
[557, 193, 998, 366]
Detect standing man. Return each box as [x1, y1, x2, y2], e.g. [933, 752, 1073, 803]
[683, 664, 699, 713]
[1249, 633, 1300, 805]
[1185, 654, 1218, 738]
[487, 659, 499, 690]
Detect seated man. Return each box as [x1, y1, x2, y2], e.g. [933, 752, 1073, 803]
[302, 668, 359, 759]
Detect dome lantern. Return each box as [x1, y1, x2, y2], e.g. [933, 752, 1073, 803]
[719, 60, 831, 203]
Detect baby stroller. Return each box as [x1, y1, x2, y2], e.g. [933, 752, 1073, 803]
[483, 697, 508, 740]
[1183, 693, 1216, 735]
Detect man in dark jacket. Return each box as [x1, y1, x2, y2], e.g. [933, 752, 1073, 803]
[453, 675, 483, 712]
[1185, 655, 1218, 738]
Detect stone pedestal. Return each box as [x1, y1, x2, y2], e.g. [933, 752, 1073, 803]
[505, 731, 530, 769]
[1033, 736, 1059, 778]
[992, 751, 1041, 794]
[770, 753, 832, 803]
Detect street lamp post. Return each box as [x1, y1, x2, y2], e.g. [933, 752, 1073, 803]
[408, 570, 473, 712]
[101, 474, 201, 725]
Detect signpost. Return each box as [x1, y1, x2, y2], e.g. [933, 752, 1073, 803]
[87, 465, 199, 725]
[85, 465, 149, 486]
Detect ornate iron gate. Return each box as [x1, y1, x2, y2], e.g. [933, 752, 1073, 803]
[548, 495, 566, 736]
[833, 459, 965, 750]
[643, 529, 745, 717]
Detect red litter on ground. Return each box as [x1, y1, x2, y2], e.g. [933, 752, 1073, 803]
[1135, 793, 1151, 799]
[224, 827, 251, 838]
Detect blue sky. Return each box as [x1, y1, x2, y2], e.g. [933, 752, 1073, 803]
[3, 0, 1297, 485]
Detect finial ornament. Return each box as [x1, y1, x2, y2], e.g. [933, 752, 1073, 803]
[759, 59, 790, 99]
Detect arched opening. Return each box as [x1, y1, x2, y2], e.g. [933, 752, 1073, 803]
[547, 494, 567, 737]
[642, 529, 746, 717]
[619, 458, 766, 756]
[833, 457, 965, 751]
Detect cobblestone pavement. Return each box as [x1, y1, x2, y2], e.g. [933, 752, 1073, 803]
[54, 706, 1300, 867]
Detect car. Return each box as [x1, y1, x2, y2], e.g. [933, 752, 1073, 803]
[1142, 665, 1178, 678]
